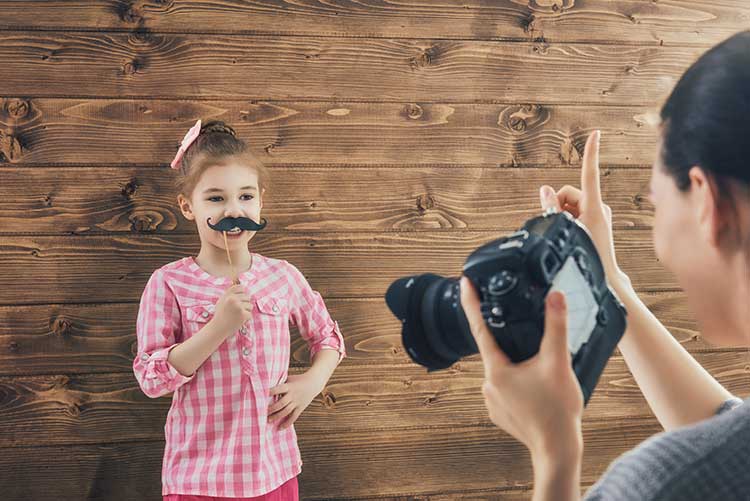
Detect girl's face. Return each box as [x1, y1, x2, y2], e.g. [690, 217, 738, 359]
[179, 162, 264, 253]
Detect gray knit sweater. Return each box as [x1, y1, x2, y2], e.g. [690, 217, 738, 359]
[584, 397, 748, 500]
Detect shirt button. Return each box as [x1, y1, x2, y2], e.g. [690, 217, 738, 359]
[243, 348, 249, 356]
[141, 353, 149, 361]
[240, 327, 247, 334]
[202, 311, 209, 318]
[272, 305, 279, 313]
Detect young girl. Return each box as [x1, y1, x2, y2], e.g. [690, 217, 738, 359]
[133, 120, 346, 501]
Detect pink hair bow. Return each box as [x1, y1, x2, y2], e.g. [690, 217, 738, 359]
[170, 119, 202, 169]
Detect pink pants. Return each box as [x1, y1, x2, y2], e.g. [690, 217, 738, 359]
[163, 476, 299, 501]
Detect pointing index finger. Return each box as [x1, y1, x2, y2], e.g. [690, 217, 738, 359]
[581, 130, 603, 206]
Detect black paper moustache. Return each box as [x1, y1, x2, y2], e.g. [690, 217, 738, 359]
[206, 216, 268, 232]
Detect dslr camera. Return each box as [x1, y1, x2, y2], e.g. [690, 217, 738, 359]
[385, 210, 627, 404]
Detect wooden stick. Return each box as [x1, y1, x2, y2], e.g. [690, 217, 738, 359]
[222, 231, 239, 285]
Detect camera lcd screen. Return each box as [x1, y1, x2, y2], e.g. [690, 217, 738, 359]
[548, 256, 599, 355]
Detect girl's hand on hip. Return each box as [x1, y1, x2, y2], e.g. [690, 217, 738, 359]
[267, 372, 325, 430]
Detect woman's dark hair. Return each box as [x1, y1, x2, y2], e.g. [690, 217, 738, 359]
[173, 120, 269, 199]
[660, 30, 750, 193]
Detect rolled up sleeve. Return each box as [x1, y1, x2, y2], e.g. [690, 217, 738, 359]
[133, 271, 195, 398]
[285, 261, 346, 363]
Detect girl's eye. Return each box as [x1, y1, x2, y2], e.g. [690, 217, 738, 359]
[207, 195, 254, 202]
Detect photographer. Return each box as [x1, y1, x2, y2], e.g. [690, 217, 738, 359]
[460, 30, 750, 500]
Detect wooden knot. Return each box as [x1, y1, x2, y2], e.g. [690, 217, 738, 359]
[526, 0, 573, 13]
[52, 316, 72, 336]
[8, 341, 19, 353]
[264, 143, 276, 155]
[121, 179, 139, 198]
[416, 194, 435, 215]
[130, 213, 157, 232]
[632, 193, 646, 209]
[521, 14, 537, 35]
[559, 136, 583, 165]
[322, 391, 337, 409]
[405, 103, 423, 120]
[130, 28, 155, 45]
[509, 116, 527, 132]
[122, 58, 143, 76]
[67, 403, 81, 417]
[5, 99, 30, 119]
[500, 104, 548, 134]
[532, 43, 549, 55]
[410, 46, 438, 70]
[118, 2, 144, 24]
[423, 396, 437, 406]
[0, 132, 23, 162]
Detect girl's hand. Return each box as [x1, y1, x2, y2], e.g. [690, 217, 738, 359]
[267, 372, 325, 430]
[540, 130, 630, 289]
[210, 284, 253, 337]
[460, 277, 584, 462]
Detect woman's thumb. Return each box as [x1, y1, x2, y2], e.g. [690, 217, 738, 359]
[541, 291, 569, 360]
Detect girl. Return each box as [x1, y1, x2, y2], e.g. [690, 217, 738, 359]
[461, 30, 750, 500]
[133, 120, 346, 500]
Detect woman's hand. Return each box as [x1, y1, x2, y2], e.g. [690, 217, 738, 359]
[460, 278, 583, 462]
[540, 130, 630, 290]
[267, 372, 326, 430]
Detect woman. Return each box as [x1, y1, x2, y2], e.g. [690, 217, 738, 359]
[459, 30, 750, 500]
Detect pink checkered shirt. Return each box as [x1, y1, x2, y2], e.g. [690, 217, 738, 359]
[133, 254, 346, 497]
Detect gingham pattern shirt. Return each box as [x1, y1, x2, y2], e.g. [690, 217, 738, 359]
[133, 255, 346, 497]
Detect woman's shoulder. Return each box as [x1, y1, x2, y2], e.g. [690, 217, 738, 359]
[585, 398, 750, 500]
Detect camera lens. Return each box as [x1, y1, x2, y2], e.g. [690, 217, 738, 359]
[385, 274, 477, 371]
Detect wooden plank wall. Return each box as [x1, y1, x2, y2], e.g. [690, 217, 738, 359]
[1, 1, 749, 499]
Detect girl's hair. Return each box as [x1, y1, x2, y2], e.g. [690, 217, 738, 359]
[659, 30, 750, 196]
[173, 120, 269, 199]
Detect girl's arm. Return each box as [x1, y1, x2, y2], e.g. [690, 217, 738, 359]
[305, 348, 341, 390]
[133, 270, 197, 398]
[166, 319, 233, 377]
[266, 261, 346, 428]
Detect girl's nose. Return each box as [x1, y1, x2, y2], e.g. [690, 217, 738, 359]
[223, 200, 244, 218]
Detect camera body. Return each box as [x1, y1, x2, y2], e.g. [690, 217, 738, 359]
[385, 210, 627, 404]
[462, 210, 627, 403]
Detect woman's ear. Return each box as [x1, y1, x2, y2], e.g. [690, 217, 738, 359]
[177, 193, 195, 221]
[689, 166, 731, 249]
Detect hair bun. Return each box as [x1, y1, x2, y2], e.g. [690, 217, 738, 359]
[200, 120, 237, 138]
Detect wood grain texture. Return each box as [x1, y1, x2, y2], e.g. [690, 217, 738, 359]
[0, 32, 708, 103]
[0, 165, 655, 233]
[0, 353, 747, 448]
[1, 3, 744, 500]
[0, 98, 661, 166]
[0, 292, 723, 376]
[0, 418, 663, 500]
[0, 230, 674, 306]
[0, 0, 747, 46]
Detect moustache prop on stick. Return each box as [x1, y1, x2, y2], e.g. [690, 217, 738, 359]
[207, 216, 268, 285]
